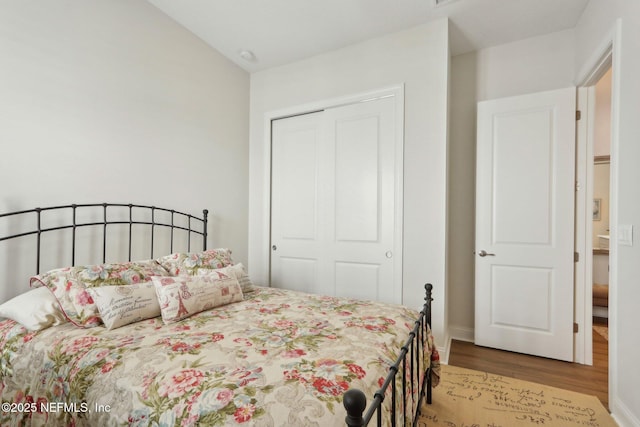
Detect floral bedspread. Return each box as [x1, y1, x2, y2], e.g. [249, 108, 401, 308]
[0, 287, 439, 426]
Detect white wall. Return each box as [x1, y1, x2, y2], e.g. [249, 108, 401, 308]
[575, 2, 640, 425]
[248, 20, 450, 346]
[447, 30, 576, 338]
[0, 0, 250, 301]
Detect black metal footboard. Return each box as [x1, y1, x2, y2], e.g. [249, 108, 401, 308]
[343, 283, 434, 427]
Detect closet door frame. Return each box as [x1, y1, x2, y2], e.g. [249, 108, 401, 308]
[260, 85, 405, 302]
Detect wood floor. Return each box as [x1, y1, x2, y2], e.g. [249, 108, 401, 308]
[448, 321, 609, 410]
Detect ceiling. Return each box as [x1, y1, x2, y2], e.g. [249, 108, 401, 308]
[147, 0, 590, 73]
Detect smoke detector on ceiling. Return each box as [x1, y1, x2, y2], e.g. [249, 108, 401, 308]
[238, 49, 256, 62]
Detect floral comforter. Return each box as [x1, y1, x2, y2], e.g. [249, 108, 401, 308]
[0, 287, 440, 426]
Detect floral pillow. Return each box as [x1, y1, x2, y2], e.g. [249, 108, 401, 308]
[30, 260, 169, 328]
[152, 275, 243, 324]
[87, 282, 160, 330]
[156, 249, 234, 276]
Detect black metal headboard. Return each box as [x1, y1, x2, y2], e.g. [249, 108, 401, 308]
[0, 203, 208, 275]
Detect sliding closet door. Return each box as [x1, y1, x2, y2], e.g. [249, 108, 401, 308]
[270, 96, 402, 304]
[270, 111, 324, 295]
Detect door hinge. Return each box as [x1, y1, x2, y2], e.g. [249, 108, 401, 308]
[574, 322, 579, 333]
[574, 252, 579, 262]
[576, 110, 582, 120]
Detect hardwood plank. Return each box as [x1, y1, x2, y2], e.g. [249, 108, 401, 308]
[448, 327, 609, 410]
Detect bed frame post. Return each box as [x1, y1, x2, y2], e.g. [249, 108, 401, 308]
[102, 203, 108, 263]
[425, 283, 432, 329]
[170, 210, 176, 254]
[425, 283, 433, 405]
[343, 389, 367, 427]
[202, 209, 208, 250]
[72, 205, 78, 266]
[128, 204, 134, 261]
[35, 207, 42, 274]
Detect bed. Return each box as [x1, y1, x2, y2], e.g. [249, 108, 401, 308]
[0, 203, 439, 426]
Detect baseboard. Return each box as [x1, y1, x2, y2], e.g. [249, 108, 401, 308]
[448, 325, 474, 343]
[611, 396, 640, 427]
[437, 330, 451, 365]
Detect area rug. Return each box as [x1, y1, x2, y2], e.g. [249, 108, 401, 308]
[417, 364, 617, 427]
[594, 325, 609, 341]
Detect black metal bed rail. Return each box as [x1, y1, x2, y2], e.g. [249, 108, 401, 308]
[343, 283, 434, 427]
[0, 203, 208, 274]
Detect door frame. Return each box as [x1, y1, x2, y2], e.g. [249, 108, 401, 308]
[574, 20, 620, 397]
[574, 84, 597, 365]
[259, 85, 405, 295]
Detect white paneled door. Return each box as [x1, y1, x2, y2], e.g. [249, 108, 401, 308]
[475, 87, 576, 361]
[270, 95, 402, 304]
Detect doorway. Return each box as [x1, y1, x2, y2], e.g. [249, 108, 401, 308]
[576, 63, 615, 372]
[576, 49, 616, 353]
[591, 66, 612, 322]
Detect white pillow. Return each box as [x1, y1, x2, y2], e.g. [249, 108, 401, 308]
[0, 287, 67, 331]
[87, 282, 161, 330]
